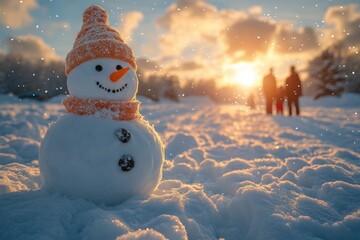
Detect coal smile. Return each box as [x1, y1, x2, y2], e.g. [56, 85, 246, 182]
[96, 81, 128, 93]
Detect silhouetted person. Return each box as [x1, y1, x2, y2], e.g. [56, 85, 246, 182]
[276, 86, 285, 115]
[285, 66, 302, 116]
[262, 68, 277, 114]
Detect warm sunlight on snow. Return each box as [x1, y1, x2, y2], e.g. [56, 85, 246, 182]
[1, 93, 359, 239]
[224, 63, 259, 87]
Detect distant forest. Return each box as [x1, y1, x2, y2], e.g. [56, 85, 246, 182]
[0, 44, 359, 103]
[0, 52, 257, 104]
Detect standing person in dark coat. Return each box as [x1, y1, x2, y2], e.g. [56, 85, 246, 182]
[285, 66, 302, 116]
[262, 68, 277, 115]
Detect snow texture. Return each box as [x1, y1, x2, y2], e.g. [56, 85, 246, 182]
[0, 93, 359, 240]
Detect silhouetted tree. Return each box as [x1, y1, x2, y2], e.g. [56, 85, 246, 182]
[0, 53, 67, 100]
[137, 73, 181, 102]
[138, 74, 162, 101]
[309, 48, 346, 100]
[183, 79, 218, 100]
[162, 75, 180, 102]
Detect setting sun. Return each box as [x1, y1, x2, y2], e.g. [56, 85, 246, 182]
[224, 63, 259, 87]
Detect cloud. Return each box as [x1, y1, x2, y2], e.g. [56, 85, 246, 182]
[137, 58, 160, 71]
[156, 0, 319, 64]
[223, 17, 276, 61]
[153, 0, 331, 82]
[274, 25, 319, 53]
[167, 61, 204, 72]
[119, 11, 144, 42]
[247, 6, 263, 15]
[0, 0, 38, 29]
[6, 35, 62, 62]
[156, 0, 221, 57]
[222, 16, 319, 60]
[157, 0, 218, 30]
[324, 4, 360, 52]
[325, 4, 359, 28]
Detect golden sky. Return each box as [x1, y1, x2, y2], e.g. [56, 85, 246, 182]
[1, 0, 359, 87]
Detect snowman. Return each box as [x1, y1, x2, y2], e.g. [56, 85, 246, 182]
[39, 5, 164, 205]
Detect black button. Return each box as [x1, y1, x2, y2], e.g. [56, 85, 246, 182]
[114, 128, 131, 143]
[119, 155, 134, 171]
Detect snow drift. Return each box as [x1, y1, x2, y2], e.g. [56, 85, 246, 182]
[0, 94, 359, 239]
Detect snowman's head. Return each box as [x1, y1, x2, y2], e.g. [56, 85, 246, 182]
[67, 58, 138, 101]
[65, 5, 138, 101]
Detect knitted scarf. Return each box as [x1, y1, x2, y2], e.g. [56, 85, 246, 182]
[63, 96, 141, 121]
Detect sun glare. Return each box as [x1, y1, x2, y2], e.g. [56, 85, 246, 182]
[225, 63, 259, 87]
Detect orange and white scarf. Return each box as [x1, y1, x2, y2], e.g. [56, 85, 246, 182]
[63, 96, 141, 121]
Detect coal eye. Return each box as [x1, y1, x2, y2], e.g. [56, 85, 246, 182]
[95, 65, 103, 72]
[116, 65, 122, 70]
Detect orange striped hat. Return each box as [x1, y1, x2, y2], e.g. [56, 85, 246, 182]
[65, 5, 136, 75]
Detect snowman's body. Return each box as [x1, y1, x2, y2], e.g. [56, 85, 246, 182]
[40, 114, 163, 205]
[39, 56, 164, 204]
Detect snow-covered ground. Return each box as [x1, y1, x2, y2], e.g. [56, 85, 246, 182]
[0, 93, 359, 240]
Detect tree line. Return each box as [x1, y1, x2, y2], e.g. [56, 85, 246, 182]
[0, 52, 248, 103]
[0, 53, 67, 100]
[0, 44, 359, 102]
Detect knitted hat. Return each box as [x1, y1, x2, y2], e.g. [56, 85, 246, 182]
[65, 5, 136, 75]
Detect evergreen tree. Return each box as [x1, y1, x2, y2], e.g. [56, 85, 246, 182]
[163, 75, 180, 102]
[309, 48, 346, 100]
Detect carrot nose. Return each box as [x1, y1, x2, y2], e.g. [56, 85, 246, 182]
[109, 67, 130, 83]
